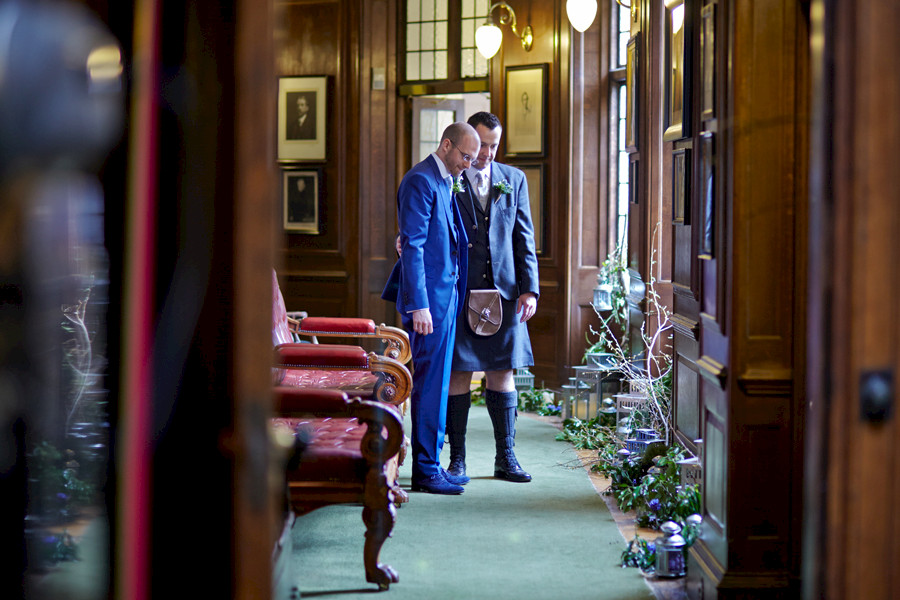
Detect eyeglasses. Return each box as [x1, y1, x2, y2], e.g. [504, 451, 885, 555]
[451, 142, 473, 163]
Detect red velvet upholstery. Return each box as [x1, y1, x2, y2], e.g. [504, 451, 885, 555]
[300, 316, 377, 335]
[275, 343, 370, 369]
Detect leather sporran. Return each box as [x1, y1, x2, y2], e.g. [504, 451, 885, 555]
[466, 289, 502, 336]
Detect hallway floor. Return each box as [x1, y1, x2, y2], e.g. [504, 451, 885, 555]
[289, 405, 689, 599]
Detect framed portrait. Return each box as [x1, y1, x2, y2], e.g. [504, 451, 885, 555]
[673, 148, 691, 224]
[698, 132, 715, 258]
[505, 64, 547, 156]
[519, 164, 545, 255]
[278, 76, 327, 161]
[625, 33, 640, 152]
[700, 2, 716, 121]
[282, 168, 320, 234]
[663, 0, 691, 141]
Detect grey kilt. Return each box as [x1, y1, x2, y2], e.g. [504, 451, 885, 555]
[451, 295, 534, 372]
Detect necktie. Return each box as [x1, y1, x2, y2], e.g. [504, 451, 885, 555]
[475, 172, 487, 210]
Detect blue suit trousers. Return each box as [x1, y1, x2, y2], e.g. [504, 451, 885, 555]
[403, 285, 459, 478]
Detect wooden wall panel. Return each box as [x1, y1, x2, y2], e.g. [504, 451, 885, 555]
[275, 0, 359, 317]
[688, 0, 809, 597]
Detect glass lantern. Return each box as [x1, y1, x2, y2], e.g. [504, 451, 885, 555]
[592, 275, 613, 312]
[615, 393, 644, 437]
[655, 521, 687, 578]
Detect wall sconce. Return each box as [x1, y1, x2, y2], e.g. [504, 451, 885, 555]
[566, 0, 598, 32]
[475, 2, 533, 60]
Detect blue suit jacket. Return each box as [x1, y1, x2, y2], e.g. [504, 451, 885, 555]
[459, 162, 539, 301]
[382, 155, 468, 322]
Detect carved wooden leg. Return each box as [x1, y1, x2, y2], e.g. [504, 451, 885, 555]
[362, 502, 398, 590]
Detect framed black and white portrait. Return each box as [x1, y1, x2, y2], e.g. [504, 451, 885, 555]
[278, 76, 327, 161]
[283, 168, 320, 234]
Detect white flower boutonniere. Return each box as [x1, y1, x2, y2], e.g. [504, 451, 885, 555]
[451, 178, 466, 194]
[493, 180, 513, 195]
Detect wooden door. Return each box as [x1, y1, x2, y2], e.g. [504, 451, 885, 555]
[804, 1, 900, 598]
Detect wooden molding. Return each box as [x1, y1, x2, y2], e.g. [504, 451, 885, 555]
[697, 355, 727, 389]
[670, 312, 700, 340]
[737, 369, 793, 397]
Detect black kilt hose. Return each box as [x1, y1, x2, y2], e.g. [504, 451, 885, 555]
[450, 162, 539, 373]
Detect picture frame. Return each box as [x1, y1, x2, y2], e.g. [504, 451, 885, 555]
[282, 168, 320, 234]
[518, 164, 545, 254]
[700, 2, 716, 122]
[278, 76, 327, 161]
[673, 148, 691, 224]
[625, 33, 640, 152]
[663, 0, 691, 141]
[505, 64, 547, 156]
[698, 132, 715, 258]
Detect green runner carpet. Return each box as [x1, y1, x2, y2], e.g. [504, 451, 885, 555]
[290, 405, 655, 600]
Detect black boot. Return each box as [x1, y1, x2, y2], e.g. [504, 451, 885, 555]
[485, 389, 532, 483]
[445, 392, 471, 484]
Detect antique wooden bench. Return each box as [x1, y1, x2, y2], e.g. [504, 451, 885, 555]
[272, 387, 403, 590]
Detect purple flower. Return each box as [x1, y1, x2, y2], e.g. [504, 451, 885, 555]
[56, 493, 68, 501]
[647, 542, 656, 553]
[648, 498, 661, 512]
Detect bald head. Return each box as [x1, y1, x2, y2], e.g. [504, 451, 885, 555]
[436, 121, 480, 177]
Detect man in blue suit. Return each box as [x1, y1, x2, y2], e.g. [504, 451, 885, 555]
[446, 112, 540, 484]
[382, 122, 480, 495]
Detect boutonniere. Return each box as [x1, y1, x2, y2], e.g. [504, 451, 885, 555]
[493, 180, 513, 195]
[450, 178, 466, 194]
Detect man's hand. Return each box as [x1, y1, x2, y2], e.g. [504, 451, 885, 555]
[516, 293, 538, 323]
[395, 234, 402, 257]
[411, 308, 433, 335]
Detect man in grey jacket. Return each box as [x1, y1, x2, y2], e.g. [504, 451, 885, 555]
[446, 111, 540, 483]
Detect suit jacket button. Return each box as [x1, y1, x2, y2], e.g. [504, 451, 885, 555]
[468, 243, 473, 248]
[487, 260, 491, 264]
[483, 274, 487, 279]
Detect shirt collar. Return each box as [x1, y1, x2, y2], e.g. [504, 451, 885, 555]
[430, 152, 453, 186]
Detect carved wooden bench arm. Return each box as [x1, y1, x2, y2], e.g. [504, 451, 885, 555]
[274, 343, 412, 408]
[286, 315, 411, 364]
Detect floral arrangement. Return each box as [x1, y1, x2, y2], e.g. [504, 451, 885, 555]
[493, 180, 513, 194]
[451, 178, 466, 194]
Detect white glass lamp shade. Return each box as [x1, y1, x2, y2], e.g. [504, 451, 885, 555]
[566, 0, 598, 32]
[475, 23, 503, 59]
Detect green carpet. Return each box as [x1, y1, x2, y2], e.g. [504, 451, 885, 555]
[290, 405, 654, 599]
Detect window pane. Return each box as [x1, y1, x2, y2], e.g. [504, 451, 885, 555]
[435, 21, 448, 50]
[435, 50, 448, 79]
[407, 54, 420, 80]
[461, 48, 474, 78]
[422, 109, 437, 140]
[436, 109, 455, 132]
[422, 0, 434, 21]
[462, 0, 474, 18]
[475, 52, 488, 77]
[436, 0, 448, 20]
[421, 142, 433, 161]
[407, 0, 420, 22]
[421, 52, 435, 79]
[407, 23, 420, 51]
[461, 19, 474, 47]
[422, 22, 434, 50]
